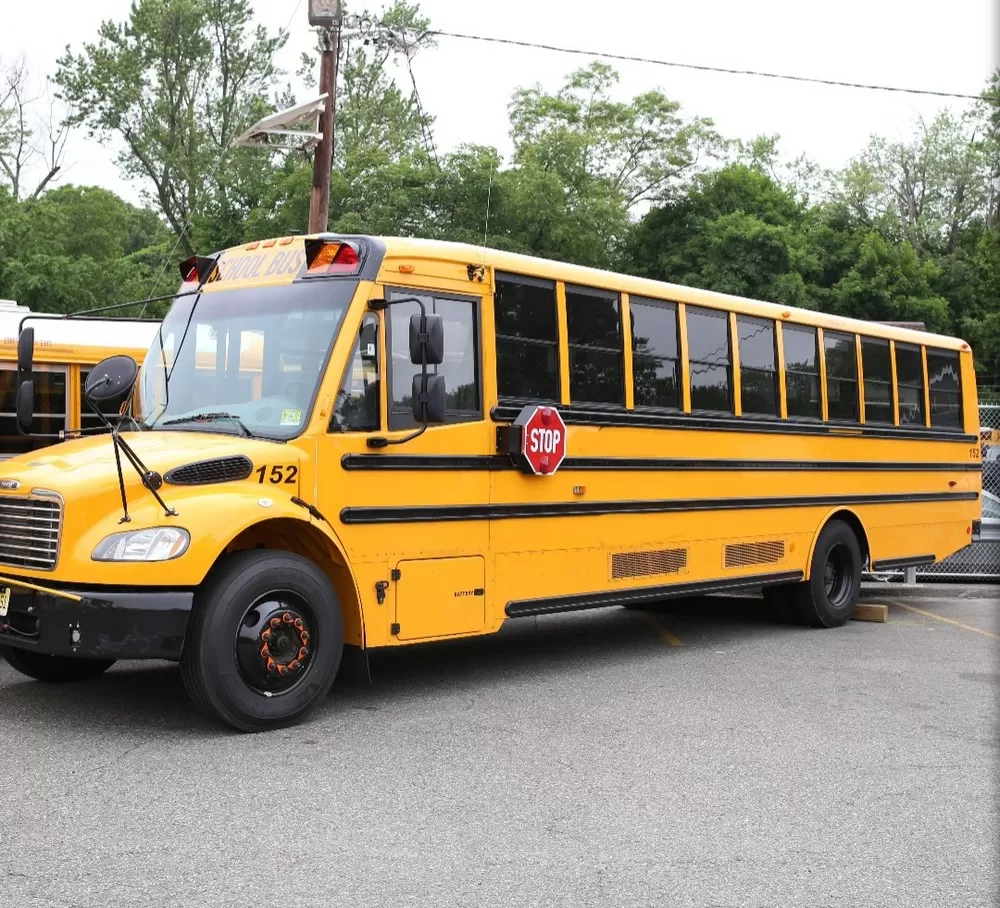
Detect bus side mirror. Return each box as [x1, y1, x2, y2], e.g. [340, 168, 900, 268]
[411, 373, 446, 424]
[409, 313, 444, 366]
[17, 327, 34, 382]
[16, 379, 35, 434]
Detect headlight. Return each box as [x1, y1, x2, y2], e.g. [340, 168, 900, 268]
[92, 528, 190, 562]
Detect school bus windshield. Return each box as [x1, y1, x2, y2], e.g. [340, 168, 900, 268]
[140, 279, 355, 439]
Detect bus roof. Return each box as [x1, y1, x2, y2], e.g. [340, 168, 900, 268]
[374, 237, 969, 353]
[0, 305, 161, 362]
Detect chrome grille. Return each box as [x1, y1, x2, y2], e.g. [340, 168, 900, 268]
[0, 494, 61, 571]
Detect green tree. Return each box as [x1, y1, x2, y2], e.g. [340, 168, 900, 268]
[55, 0, 287, 254]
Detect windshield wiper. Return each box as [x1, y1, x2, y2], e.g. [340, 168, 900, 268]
[161, 412, 254, 438]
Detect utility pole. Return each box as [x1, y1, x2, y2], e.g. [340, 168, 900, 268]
[307, 0, 344, 234]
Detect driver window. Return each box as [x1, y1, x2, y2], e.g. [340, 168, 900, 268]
[331, 316, 380, 433]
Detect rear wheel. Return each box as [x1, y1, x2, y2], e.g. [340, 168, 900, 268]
[792, 520, 862, 628]
[181, 550, 344, 732]
[0, 646, 115, 683]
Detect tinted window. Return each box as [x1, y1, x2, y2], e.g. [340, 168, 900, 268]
[686, 306, 732, 413]
[631, 298, 680, 410]
[494, 276, 559, 401]
[927, 348, 963, 429]
[783, 325, 820, 419]
[331, 316, 380, 432]
[1, 365, 68, 456]
[895, 343, 925, 426]
[861, 338, 894, 425]
[737, 316, 778, 417]
[566, 286, 623, 405]
[388, 290, 481, 429]
[824, 331, 859, 422]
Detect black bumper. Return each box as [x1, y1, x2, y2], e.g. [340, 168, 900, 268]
[0, 581, 193, 660]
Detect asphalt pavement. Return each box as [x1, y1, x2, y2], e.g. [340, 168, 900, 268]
[2, 586, 997, 908]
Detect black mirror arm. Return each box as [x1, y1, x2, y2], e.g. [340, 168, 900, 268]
[366, 424, 427, 449]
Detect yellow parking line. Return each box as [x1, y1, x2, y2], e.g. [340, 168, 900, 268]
[638, 611, 684, 647]
[891, 601, 1000, 641]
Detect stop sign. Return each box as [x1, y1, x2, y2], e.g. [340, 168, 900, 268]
[512, 405, 567, 475]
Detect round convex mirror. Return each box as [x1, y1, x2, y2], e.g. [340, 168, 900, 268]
[84, 355, 140, 404]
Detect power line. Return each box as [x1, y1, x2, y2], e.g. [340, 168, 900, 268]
[419, 28, 983, 101]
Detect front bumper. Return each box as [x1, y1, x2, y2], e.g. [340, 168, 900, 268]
[0, 575, 193, 660]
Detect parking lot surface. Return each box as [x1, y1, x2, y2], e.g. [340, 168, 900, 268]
[2, 588, 997, 908]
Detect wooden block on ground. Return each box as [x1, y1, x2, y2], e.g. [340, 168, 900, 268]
[852, 603, 889, 623]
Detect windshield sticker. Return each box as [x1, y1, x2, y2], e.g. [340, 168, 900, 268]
[280, 409, 302, 426]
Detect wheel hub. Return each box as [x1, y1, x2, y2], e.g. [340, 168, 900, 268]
[235, 596, 314, 695]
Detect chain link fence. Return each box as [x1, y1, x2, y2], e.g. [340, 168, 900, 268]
[868, 395, 1000, 582]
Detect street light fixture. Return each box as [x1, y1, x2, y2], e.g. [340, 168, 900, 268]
[308, 0, 343, 28]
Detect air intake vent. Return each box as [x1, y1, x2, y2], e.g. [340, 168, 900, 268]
[165, 455, 254, 486]
[611, 547, 687, 580]
[724, 540, 785, 569]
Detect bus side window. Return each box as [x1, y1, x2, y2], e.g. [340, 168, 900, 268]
[927, 348, 963, 429]
[860, 338, 894, 424]
[894, 343, 925, 426]
[736, 315, 779, 417]
[566, 285, 624, 406]
[494, 274, 559, 402]
[686, 305, 733, 414]
[783, 325, 821, 420]
[824, 330, 859, 422]
[0, 364, 68, 456]
[630, 297, 681, 410]
[331, 316, 380, 433]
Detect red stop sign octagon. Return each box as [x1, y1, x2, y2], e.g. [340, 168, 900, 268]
[513, 405, 567, 475]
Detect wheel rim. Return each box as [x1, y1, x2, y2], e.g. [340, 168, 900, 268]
[235, 591, 316, 697]
[823, 544, 854, 607]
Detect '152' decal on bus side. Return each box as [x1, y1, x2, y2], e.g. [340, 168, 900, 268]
[255, 465, 298, 485]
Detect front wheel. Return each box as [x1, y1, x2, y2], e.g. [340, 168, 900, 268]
[0, 646, 115, 683]
[792, 520, 862, 628]
[181, 550, 344, 732]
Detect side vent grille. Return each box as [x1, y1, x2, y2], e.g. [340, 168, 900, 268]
[165, 455, 254, 486]
[611, 547, 687, 581]
[724, 540, 785, 569]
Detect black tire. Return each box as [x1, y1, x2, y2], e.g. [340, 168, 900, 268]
[760, 585, 800, 624]
[181, 550, 343, 732]
[792, 520, 862, 628]
[0, 646, 115, 683]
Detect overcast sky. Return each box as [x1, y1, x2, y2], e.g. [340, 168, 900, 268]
[3, 0, 998, 207]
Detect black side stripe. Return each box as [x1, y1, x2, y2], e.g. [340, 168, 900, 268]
[870, 554, 938, 571]
[491, 402, 978, 444]
[340, 491, 979, 525]
[505, 571, 805, 618]
[341, 454, 982, 473]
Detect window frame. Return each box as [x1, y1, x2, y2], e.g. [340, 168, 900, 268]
[735, 314, 780, 419]
[782, 323, 822, 422]
[685, 304, 734, 415]
[385, 286, 484, 431]
[493, 272, 561, 405]
[823, 329, 860, 424]
[564, 283, 625, 408]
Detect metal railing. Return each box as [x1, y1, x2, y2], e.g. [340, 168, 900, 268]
[869, 397, 999, 582]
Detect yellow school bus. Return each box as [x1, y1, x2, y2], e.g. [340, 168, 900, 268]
[1, 302, 161, 459]
[0, 237, 982, 731]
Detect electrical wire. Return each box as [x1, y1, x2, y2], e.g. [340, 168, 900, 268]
[418, 28, 983, 101]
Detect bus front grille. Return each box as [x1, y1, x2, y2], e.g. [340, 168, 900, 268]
[0, 495, 62, 572]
